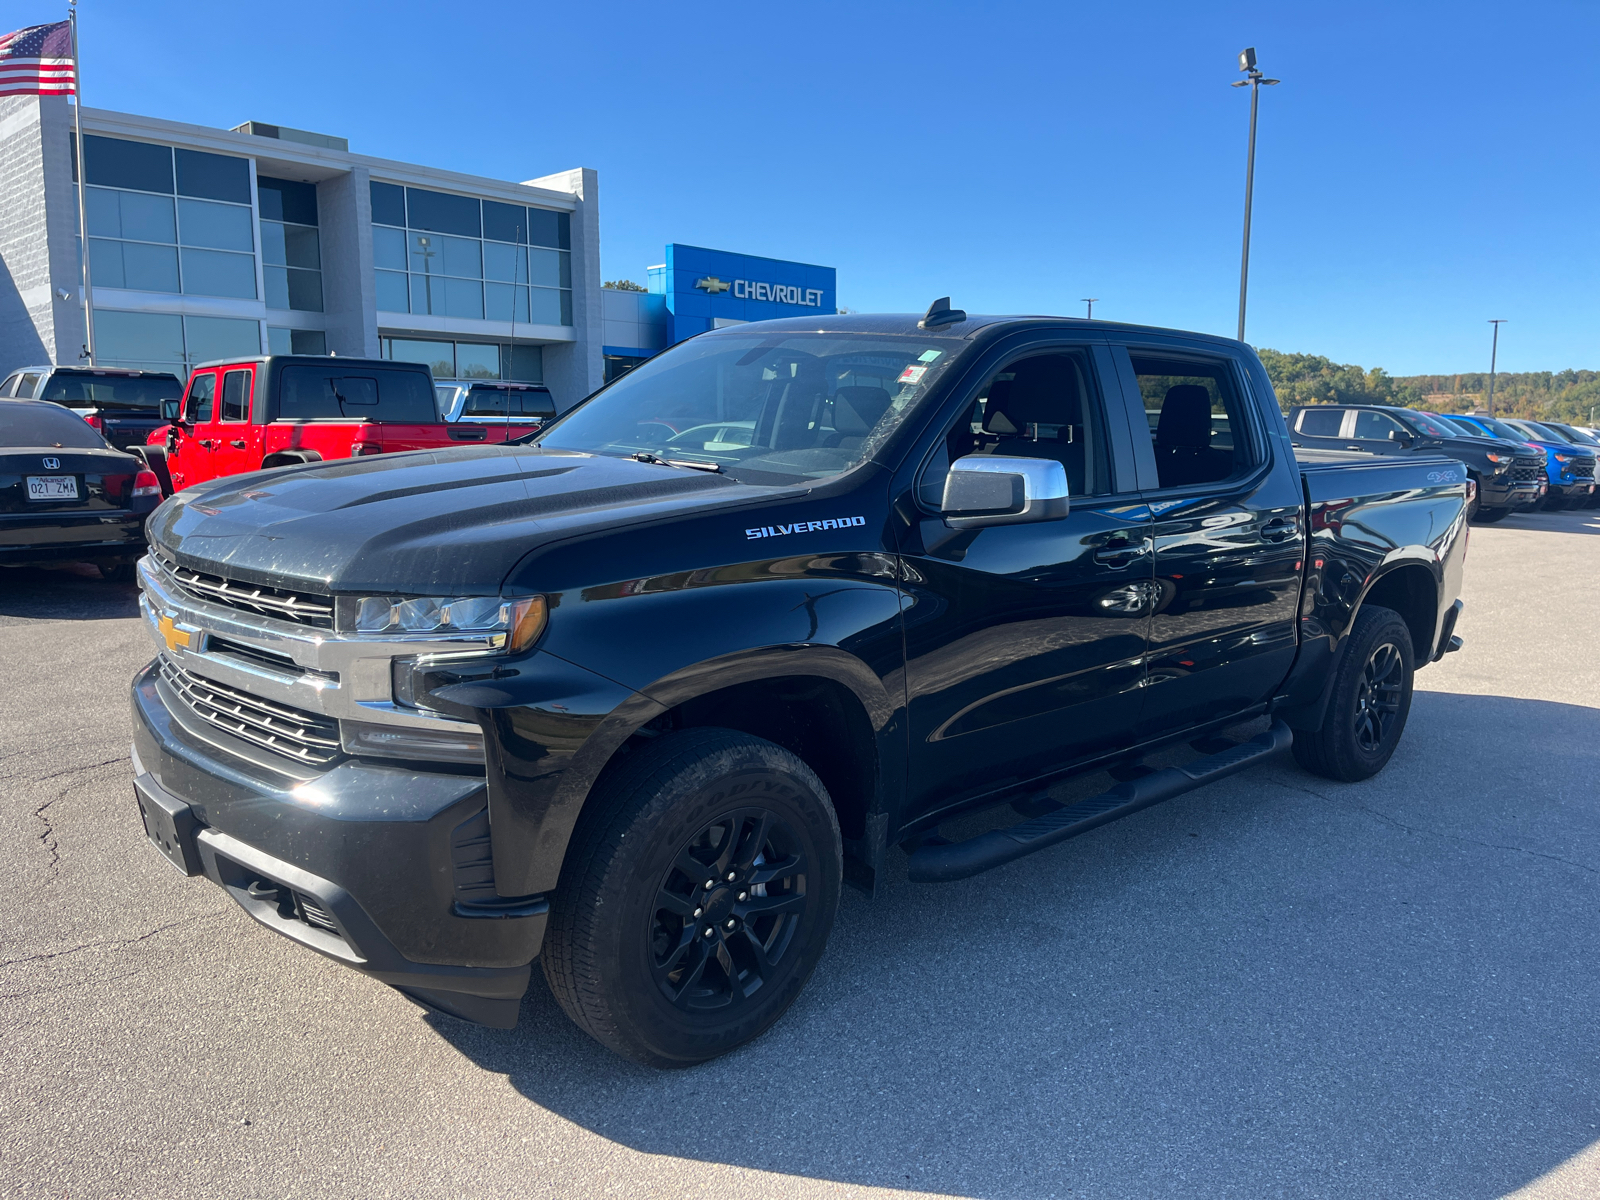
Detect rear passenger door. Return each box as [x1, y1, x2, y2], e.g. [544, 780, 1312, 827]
[1345, 409, 1411, 456]
[1110, 342, 1305, 737]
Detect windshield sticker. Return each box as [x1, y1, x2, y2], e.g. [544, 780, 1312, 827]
[898, 365, 928, 385]
[918, 350, 942, 362]
[746, 515, 866, 540]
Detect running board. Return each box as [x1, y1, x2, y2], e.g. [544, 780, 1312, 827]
[906, 720, 1294, 883]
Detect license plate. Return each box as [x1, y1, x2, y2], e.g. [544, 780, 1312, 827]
[134, 775, 203, 876]
[26, 474, 78, 501]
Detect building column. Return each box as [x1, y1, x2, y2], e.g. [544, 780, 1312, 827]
[318, 166, 379, 358]
[0, 96, 83, 371]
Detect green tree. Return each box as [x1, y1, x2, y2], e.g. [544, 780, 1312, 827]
[604, 279, 646, 292]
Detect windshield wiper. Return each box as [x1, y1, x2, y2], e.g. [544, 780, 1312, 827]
[632, 450, 723, 473]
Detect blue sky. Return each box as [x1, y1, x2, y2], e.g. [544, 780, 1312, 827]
[22, 0, 1598, 374]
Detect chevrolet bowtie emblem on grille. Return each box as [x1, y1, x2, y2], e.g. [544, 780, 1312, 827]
[695, 276, 732, 294]
[42, 456, 59, 470]
[158, 612, 193, 652]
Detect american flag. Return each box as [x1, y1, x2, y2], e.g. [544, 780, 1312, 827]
[0, 21, 76, 98]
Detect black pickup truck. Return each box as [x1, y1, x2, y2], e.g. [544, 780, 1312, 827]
[129, 307, 1468, 1066]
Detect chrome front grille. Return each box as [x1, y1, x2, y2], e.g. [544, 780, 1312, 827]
[163, 560, 334, 628]
[158, 656, 342, 767]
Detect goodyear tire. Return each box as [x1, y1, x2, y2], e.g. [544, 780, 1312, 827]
[542, 728, 842, 1067]
[1292, 604, 1415, 783]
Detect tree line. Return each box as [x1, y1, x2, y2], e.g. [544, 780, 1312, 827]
[1257, 349, 1600, 425]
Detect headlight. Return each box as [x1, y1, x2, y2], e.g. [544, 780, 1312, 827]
[1553, 454, 1572, 464]
[1485, 452, 1508, 464]
[349, 594, 547, 652]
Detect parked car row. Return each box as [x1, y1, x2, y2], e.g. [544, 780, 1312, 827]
[1287, 403, 1598, 522]
[2, 356, 559, 579]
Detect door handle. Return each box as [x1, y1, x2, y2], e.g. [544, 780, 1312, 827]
[1094, 536, 1151, 564]
[198, 439, 217, 449]
[228, 439, 246, 449]
[1261, 518, 1298, 542]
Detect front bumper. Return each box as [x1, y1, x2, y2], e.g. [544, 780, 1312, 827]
[1552, 479, 1597, 503]
[131, 660, 544, 1027]
[1479, 477, 1542, 509]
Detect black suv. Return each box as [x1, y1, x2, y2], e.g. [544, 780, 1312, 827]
[1, 365, 184, 452]
[1287, 404, 1544, 522]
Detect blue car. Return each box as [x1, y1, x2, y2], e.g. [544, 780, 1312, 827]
[1449, 415, 1596, 511]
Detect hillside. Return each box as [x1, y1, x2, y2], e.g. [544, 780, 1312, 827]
[1257, 349, 1600, 425]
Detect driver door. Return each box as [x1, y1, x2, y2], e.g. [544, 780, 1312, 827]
[895, 345, 1155, 819]
[169, 369, 218, 489]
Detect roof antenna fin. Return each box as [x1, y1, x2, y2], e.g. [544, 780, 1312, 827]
[919, 297, 967, 330]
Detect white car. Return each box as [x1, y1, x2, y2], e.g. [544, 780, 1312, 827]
[442, 381, 556, 427]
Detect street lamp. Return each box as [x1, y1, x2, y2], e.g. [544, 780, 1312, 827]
[1081, 298, 1099, 319]
[1486, 319, 1506, 416]
[1232, 47, 1280, 342]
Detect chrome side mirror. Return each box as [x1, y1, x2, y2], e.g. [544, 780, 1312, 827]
[941, 454, 1070, 529]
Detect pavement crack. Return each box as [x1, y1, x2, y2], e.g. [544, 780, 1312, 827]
[1277, 779, 1600, 877]
[23, 756, 130, 877]
[0, 913, 220, 970]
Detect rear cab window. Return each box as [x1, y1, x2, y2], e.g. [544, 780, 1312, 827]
[1131, 352, 1260, 490]
[275, 366, 437, 422]
[38, 371, 182, 410]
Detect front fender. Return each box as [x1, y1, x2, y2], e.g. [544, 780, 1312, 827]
[452, 561, 907, 898]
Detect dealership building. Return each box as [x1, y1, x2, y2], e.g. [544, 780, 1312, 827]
[0, 95, 838, 407]
[0, 96, 602, 406]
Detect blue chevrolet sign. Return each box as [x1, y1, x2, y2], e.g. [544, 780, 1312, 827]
[648, 244, 837, 345]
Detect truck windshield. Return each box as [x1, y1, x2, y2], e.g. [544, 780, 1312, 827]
[533, 331, 966, 485]
[38, 371, 182, 410]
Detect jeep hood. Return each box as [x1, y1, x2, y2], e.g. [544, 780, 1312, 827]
[149, 446, 769, 594]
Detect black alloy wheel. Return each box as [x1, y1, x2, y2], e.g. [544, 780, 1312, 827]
[1292, 603, 1415, 782]
[542, 728, 842, 1067]
[1353, 641, 1405, 752]
[651, 808, 810, 1013]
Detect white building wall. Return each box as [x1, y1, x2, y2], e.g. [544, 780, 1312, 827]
[0, 96, 81, 371]
[525, 167, 602, 411]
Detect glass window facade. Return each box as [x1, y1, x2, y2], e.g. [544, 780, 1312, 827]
[371, 182, 571, 325]
[259, 176, 322, 313]
[267, 327, 328, 356]
[381, 337, 543, 383]
[78, 135, 256, 299]
[92, 309, 260, 374]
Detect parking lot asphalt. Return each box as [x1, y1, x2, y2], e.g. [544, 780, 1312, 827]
[2, 507, 1598, 1200]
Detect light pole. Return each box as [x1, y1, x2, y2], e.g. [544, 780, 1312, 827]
[1485, 319, 1506, 416]
[1232, 47, 1279, 342]
[1081, 298, 1099, 319]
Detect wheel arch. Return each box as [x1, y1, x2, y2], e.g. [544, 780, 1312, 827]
[1354, 560, 1439, 663]
[261, 449, 323, 470]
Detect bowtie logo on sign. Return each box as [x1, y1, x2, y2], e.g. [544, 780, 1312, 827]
[696, 275, 825, 307]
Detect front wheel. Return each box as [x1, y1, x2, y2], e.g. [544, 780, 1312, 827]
[1292, 604, 1415, 782]
[542, 728, 842, 1067]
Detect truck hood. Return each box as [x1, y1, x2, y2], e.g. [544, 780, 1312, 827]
[149, 446, 769, 594]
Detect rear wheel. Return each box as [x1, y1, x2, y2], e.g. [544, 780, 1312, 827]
[1471, 506, 1509, 524]
[1292, 604, 1415, 782]
[98, 562, 136, 583]
[542, 728, 842, 1067]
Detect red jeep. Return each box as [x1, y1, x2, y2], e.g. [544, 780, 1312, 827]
[144, 355, 539, 494]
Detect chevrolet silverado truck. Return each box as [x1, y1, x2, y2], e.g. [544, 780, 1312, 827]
[129, 307, 1468, 1067]
[141, 354, 538, 494]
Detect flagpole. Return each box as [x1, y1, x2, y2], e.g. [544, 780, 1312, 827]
[69, 0, 94, 364]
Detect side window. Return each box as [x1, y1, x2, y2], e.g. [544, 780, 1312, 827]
[1351, 410, 1403, 441]
[462, 387, 506, 418]
[519, 391, 556, 420]
[220, 369, 252, 421]
[1295, 407, 1346, 437]
[19, 372, 43, 398]
[184, 372, 216, 423]
[0, 374, 18, 397]
[1130, 353, 1258, 490]
[918, 349, 1113, 507]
